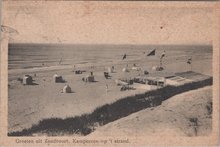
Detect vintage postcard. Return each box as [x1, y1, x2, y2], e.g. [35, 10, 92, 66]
[0, 1, 219, 146]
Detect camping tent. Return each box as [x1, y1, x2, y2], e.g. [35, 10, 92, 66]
[86, 75, 95, 82]
[63, 85, 72, 93]
[23, 75, 33, 85]
[53, 74, 64, 83]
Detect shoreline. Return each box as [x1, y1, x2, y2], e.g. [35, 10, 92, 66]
[8, 57, 212, 77]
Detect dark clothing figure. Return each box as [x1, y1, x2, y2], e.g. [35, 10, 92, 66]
[122, 54, 126, 60]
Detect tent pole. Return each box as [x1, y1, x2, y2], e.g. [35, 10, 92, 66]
[190, 58, 192, 71]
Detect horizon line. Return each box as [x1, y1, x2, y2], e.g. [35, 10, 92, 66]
[8, 43, 212, 46]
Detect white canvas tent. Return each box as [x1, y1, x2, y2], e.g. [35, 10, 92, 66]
[23, 75, 33, 85]
[62, 85, 72, 93]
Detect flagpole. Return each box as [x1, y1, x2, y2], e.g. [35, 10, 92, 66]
[160, 58, 162, 68]
[191, 62, 192, 71]
[187, 57, 192, 71]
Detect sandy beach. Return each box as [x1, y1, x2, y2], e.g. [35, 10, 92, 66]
[89, 86, 212, 137]
[8, 44, 212, 134]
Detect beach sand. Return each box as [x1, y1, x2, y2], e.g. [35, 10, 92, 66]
[8, 45, 212, 134]
[8, 63, 146, 132]
[88, 86, 212, 137]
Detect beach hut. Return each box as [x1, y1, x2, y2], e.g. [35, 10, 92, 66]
[53, 74, 64, 83]
[146, 77, 166, 87]
[23, 75, 33, 85]
[144, 70, 149, 75]
[83, 72, 95, 82]
[62, 85, 72, 93]
[104, 72, 110, 79]
[86, 75, 95, 82]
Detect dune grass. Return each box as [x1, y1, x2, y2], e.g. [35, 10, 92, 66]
[8, 78, 212, 136]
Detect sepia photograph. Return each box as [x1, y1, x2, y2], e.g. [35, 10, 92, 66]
[8, 43, 213, 137]
[1, 1, 219, 146]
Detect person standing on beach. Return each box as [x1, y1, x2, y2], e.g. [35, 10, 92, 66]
[106, 84, 108, 94]
[122, 54, 126, 60]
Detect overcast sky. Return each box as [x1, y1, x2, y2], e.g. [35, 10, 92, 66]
[2, 1, 213, 45]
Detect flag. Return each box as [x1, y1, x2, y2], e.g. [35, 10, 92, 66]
[160, 51, 166, 59]
[122, 54, 126, 60]
[147, 49, 156, 56]
[187, 57, 192, 64]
